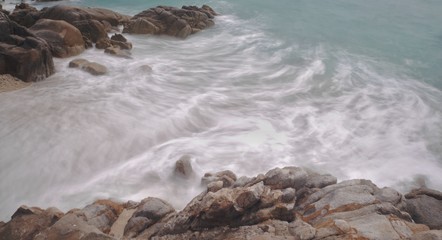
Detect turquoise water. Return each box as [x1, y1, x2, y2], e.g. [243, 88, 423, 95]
[0, 0, 441, 220]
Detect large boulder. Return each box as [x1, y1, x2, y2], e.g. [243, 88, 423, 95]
[29, 19, 85, 58]
[405, 188, 442, 230]
[39, 5, 130, 27]
[0, 205, 64, 240]
[123, 5, 216, 38]
[0, 12, 54, 82]
[8, 3, 39, 27]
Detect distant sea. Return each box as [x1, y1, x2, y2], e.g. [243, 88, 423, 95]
[0, 0, 441, 221]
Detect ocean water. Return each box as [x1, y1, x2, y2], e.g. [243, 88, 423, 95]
[0, 0, 441, 221]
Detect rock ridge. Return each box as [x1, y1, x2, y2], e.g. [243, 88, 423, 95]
[0, 163, 441, 240]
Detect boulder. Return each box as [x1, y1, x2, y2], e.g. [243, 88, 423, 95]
[104, 46, 132, 59]
[305, 173, 337, 189]
[123, 5, 216, 38]
[124, 197, 175, 238]
[405, 188, 442, 230]
[173, 155, 195, 179]
[33, 214, 115, 240]
[0, 205, 63, 240]
[72, 19, 108, 43]
[69, 58, 107, 76]
[29, 19, 85, 58]
[78, 199, 124, 234]
[202, 170, 237, 188]
[110, 33, 127, 42]
[264, 166, 308, 190]
[39, 5, 130, 27]
[8, 3, 39, 27]
[410, 230, 442, 240]
[0, 12, 54, 82]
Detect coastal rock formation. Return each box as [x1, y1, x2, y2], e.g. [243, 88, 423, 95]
[29, 19, 85, 58]
[123, 5, 217, 38]
[405, 188, 442, 229]
[1, 165, 441, 239]
[8, 3, 39, 27]
[71, 19, 108, 43]
[69, 58, 107, 76]
[0, 12, 54, 82]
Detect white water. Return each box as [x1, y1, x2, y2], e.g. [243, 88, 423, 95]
[1, 0, 442, 221]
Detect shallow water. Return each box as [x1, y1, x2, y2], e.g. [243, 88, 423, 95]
[0, 0, 441, 221]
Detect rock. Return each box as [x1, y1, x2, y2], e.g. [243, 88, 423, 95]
[123, 5, 216, 38]
[110, 33, 127, 42]
[173, 155, 195, 179]
[8, 3, 39, 27]
[110, 39, 132, 50]
[207, 180, 224, 193]
[0, 12, 54, 82]
[39, 5, 130, 27]
[375, 187, 403, 206]
[406, 193, 442, 230]
[0, 74, 31, 93]
[29, 19, 85, 58]
[72, 19, 108, 43]
[109, 208, 135, 239]
[288, 219, 316, 240]
[104, 46, 132, 59]
[79, 199, 124, 234]
[0, 205, 63, 240]
[410, 230, 442, 240]
[124, 197, 175, 238]
[69, 58, 107, 75]
[406, 187, 442, 200]
[305, 173, 337, 189]
[201, 170, 237, 188]
[34, 213, 115, 240]
[96, 38, 112, 49]
[264, 166, 308, 190]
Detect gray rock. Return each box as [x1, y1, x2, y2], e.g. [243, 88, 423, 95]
[80, 200, 123, 234]
[375, 187, 403, 206]
[124, 216, 152, 238]
[264, 166, 308, 190]
[201, 170, 237, 188]
[305, 174, 337, 189]
[33, 214, 115, 240]
[281, 188, 296, 203]
[288, 219, 316, 240]
[207, 180, 223, 192]
[234, 182, 264, 210]
[406, 194, 442, 229]
[134, 197, 175, 221]
[410, 230, 442, 240]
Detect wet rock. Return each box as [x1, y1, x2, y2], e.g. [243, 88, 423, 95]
[69, 58, 107, 75]
[8, 3, 39, 27]
[72, 19, 108, 43]
[123, 5, 216, 38]
[104, 46, 132, 59]
[0, 206, 63, 240]
[202, 170, 237, 188]
[375, 187, 403, 206]
[288, 219, 316, 240]
[39, 5, 130, 27]
[110, 39, 132, 50]
[174, 155, 195, 179]
[96, 38, 112, 49]
[305, 173, 337, 189]
[34, 214, 115, 240]
[264, 166, 308, 190]
[79, 199, 124, 234]
[406, 189, 442, 230]
[0, 12, 54, 82]
[29, 19, 85, 58]
[207, 180, 223, 192]
[110, 33, 127, 42]
[109, 208, 135, 239]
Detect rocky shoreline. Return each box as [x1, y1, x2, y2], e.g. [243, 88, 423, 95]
[0, 2, 217, 90]
[1, 158, 441, 240]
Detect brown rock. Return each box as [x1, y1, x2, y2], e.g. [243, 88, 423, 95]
[0, 12, 54, 82]
[72, 19, 108, 43]
[202, 170, 237, 188]
[29, 19, 85, 58]
[0, 205, 63, 240]
[110, 33, 127, 42]
[174, 155, 195, 179]
[104, 46, 132, 59]
[264, 166, 308, 190]
[8, 3, 39, 27]
[68, 58, 107, 76]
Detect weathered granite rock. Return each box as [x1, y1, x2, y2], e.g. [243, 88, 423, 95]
[405, 188, 442, 230]
[0, 206, 63, 240]
[72, 19, 108, 43]
[34, 214, 115, 240]
[410, 230, 442, 240]
[8, 3, 39, 27]
[305, 173, 337, 189]
[123, 5, 216, 38]
[69, 58, 107, 75]
[29, 19, 85, 58]
[202, 170, 237, 188]
[79, 199, 124, 234]
[39, 5, 130, 27]
[264, 166, 308, 190]
[0, 12, 54, 82]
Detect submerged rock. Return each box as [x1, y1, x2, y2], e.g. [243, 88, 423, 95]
[69, 58, 107, 76]
[173, 155, 195, 179]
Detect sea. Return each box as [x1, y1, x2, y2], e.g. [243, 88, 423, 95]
[0, 0, 441, 221]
